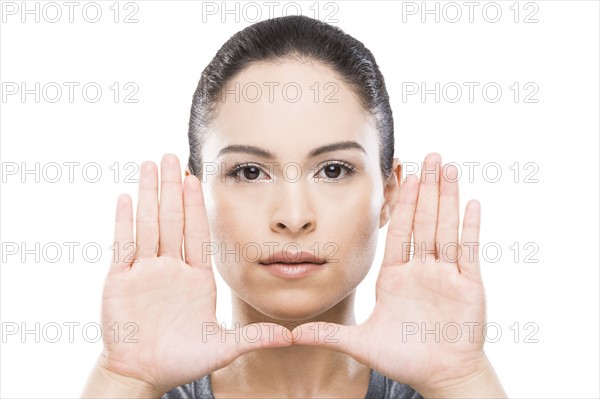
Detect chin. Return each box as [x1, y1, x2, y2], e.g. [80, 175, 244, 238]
[248, 290, 344, 323]
[261, 306, 327, 323]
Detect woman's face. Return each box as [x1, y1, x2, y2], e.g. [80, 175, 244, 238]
[197, 58, 397, 321]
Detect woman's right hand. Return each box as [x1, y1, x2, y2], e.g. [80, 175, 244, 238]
[83, 154, 291, 396]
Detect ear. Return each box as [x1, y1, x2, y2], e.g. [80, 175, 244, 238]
[379, 157, 401, 228]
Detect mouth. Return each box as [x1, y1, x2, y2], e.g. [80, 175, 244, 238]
[258, 262, 326, 279]
[259, 261, 326, 265]
[259, 250, 326, 265]
[258, 250, 327, 278]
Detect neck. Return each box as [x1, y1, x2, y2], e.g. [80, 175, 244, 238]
[211, 291, 371, 397]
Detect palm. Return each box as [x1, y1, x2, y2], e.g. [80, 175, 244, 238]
[98, 155, 290, 394]
[101, 256, 219, 390]
[293, 153, 488, 392]
[357, 255, 486, 387]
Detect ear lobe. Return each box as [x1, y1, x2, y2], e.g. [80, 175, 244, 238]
[379, 208, 390, 228]
[392, 158, 401, 184]
[379, 159, 402, 228]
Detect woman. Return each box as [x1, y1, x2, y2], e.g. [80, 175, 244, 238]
[82, 15, 506, 398]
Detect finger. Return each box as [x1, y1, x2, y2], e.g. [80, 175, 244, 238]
[436, 163, 460, 266]
[110, 194, 134, 273]
[135, 161, 159, 259]
[382, 174, 419, 267]
[157, 154, 184, 259]
[183, 174, 212, 270]
[413, 153, 442, 261]
[459, 199, 482, 280]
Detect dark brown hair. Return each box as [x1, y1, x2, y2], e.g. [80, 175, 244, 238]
[187, 15, 394, 180]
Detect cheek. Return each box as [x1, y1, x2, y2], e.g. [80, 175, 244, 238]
[204, 179, 382, 290]
[204, 184, 260, 242]
[203, 188, 252, 284]
[323, 186, 382, 281]
[348, 206, 380, 277]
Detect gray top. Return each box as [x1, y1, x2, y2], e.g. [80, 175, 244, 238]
[161, 368, 423, 398]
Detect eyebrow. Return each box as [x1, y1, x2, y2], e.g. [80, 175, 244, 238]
[217, 141, 367, 160]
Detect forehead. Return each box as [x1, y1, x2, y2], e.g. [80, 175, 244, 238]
[203, 58, 378, 160]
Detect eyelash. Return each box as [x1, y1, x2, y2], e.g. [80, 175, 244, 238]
[225, 160, 357, 183]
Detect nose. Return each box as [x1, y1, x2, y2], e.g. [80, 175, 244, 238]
[269, 181, 316, 235]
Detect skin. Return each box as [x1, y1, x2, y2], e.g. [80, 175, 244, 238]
[195, 58, 393, 397]
[81, 58, 507, 398]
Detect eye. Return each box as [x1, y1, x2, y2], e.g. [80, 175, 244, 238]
[315, 161, 357, 181]
[225, 163, 270, 183]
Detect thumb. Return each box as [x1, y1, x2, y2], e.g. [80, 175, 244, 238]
[291, 322, 362, 357]
[226, 322, 294, 355]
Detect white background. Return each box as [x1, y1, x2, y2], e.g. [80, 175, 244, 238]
[1, 1, 599, 398]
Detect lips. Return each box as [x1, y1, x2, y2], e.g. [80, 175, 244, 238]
[259, 250, 326, 265]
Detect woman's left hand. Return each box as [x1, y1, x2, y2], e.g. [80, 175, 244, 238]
[292, 153, 506, 398]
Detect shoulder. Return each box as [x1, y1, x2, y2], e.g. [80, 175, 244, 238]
[161, 374, 213, 399]
[365, 369, 424, 399]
